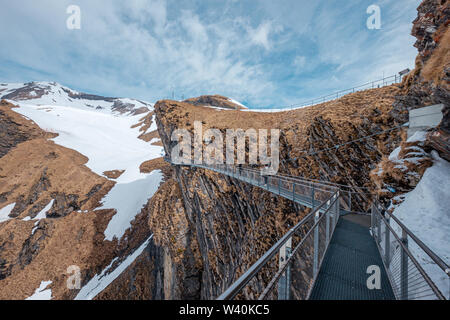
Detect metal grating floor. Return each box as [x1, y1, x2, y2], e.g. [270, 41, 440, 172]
[309, 216, 395, 300]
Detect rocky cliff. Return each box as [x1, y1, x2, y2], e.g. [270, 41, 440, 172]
[372, 0, 449, 202]
[395, 0, 449, 131]
[153, 84, 405, 298]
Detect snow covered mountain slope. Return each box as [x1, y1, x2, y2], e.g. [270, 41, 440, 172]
[0, 81, 152, 115]
[0, 82, 168, 300]
[13, 101, 164, 241]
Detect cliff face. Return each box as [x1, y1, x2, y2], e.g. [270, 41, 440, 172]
[395, 0, 449, 131]
[371, 0, 449, 203]
[153, 85, 404, 298]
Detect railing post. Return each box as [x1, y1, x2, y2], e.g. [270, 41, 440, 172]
[348, 191, 352, 212]
[311, 185, 315, 209]
[313, 211, 320, 277]
[292, 183, 295, 202]
[326, 200, 330, 244]
[377, 210, 382, 245]
[385, 216, 391, 267]
[400, 229, 409, 300]
[371, 203, 375, 235]
[335, 192, 340, 228]
[278, 237, 292, 300]
[278, 177, 281, 195]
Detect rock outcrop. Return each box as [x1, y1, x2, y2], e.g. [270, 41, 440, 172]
[184, 95, 246, 110]
[394, 0, 449, 131]
[371, 0, 449, 202]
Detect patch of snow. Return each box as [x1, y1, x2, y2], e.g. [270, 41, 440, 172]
[0, 203, 15, 223]
[388, 151, 450, 299]
[75, 235, 153, 300]
[31, 221, 40, 235]
[102, 170, 163, 241]
[203, 105, 234, 111]
[26, 281, 52, 300]
[23, 200, 54, 221]
[148, 114, 158, 132]
[407, 130, 427, 143]
[228, 98, 247, 109]
[14, 103, 163, 181]
[389, 147, 402, 161]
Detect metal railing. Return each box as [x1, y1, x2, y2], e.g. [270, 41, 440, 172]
[371, 202, 449, 300]
[217, 191, 341, 300]
[282, 74, 401, 110]
[191, 163, 338, 212]
[179, 162, 342, 300]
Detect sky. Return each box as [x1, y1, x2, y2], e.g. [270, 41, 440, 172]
[0, 0, 422, 109]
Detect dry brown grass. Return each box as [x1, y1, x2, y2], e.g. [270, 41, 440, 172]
[103, 170, 125, 179]
[139, 157, 171, 175]
[156, 85, 402, 185]
[421, 26, 450, 87]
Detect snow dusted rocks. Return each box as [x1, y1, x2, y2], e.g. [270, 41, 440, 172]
[371, 131, 434, 197]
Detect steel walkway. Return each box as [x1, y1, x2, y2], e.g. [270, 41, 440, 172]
[166, 160, 448, 300]
[309, 215, 395, 300]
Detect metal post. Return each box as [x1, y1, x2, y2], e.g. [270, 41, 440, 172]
[278, 237, 292, 300]
[278, 177, 281, 195]
[311, 185, 315, 209]
[348, 191, 352, 212]
[326, 200, 330, 244]
[377, 212, 382, 244]
[335, 192, 340, 228]
[331, 198, 336, 231]
[446, 270, 450, 300]
[292, 183, 296, 202]
[400, 229, 409, 300]
[371, 204, 375, 235]
[385, 216, 391, 267]
[313, 212, 320, 277]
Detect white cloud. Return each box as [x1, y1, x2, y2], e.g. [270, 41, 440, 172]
[0, 0, 422, 108]
[248, 21, 274, 50]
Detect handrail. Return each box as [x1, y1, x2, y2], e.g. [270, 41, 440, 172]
[372, 205, 446, 300]
[166, 157, 358, 193]
[216, 192, 336, 300]
[280, 74, 400, 110]
[193, 163, 338, 194]
[383, 209, 449, 274]
[374, 204, 450, 277]
[258, 194, 339, 300]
